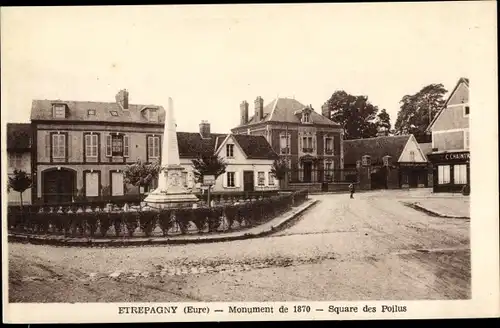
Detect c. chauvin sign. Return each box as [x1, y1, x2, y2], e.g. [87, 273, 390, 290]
[428, 151, 470, 162]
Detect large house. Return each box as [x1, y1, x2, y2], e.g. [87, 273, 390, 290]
[176, 121, 279, 193]
[30, 89, 166, 203]
[7, 123, 33, 205]
[343, 135, 430, 189]
[426, 77, 470, 192]
[231, 96, 346, 191]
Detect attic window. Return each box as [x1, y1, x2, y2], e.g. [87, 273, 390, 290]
[302, 112, 311, 123]
[110, 110, 118, 116]
[52, 104, 66, 119]
[148, 109, 158, 122]
[87, 109, 96, 116]
[465, 106, 470, 116]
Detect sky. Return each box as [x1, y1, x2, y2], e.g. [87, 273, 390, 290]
[0, 3, 487, 133]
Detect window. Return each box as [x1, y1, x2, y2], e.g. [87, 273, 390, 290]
[226, 144, 234, 158]
[227, 172, 235, 187]
[280, 134, 290, 154]
[110, 110, 118, 116]
[182, 172, 188, 187]
[10, 153, 23, 168]
[87, 109, 96, 116]
[438, 165, 451, 184]
[325, 137, 333, 154]
[465, 106, 470, 116]
[464, 130, 470, 149]
[302, 113, 310, 123]
[454, 164, 467, 184]
[111, 171, 124, 196]
[324, 161, 333, 172]
[53, 105, 65, 118]
[85, 172, 99, 197]
[52, 134, 66, 159]
[85, 134, 98, 158]
[147, 136, 160, 160]
[409, 151, 415, 162]
[258, 172, 265, 186]
[268, 172, 275, 185]
[302, 136, 313, 152]
[148, 109, 159, 122]
[107, 134, 129, 157]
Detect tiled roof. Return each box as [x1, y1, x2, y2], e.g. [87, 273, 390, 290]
[418, 142, 433, 160]
[30, 99, 165, 125]
[177, 132, 227, 159]
[343, 135, 411, 165]
[238, 97, 340, 127]
[233, 134, 279, 160]
[7, 123, 32, 151]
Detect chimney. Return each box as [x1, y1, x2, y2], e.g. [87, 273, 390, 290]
[240, 101, 249, 125]
[199, 120, 211, 139]
[115, 89, 129, 110]
[254, 96, 264, 121]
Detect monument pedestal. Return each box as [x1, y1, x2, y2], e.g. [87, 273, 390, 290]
[144, 165, 199, 209]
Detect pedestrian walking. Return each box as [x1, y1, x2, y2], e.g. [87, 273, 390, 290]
[349, 183, 355, 199]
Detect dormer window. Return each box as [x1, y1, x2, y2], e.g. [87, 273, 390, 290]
[148, 109, 159, 122]
[465, 106, 470, 116]
[302, 112, 310, 123]
[52, 104, 66, 119]
[110, 110, 118, 116]
[87, 109, 96, 116]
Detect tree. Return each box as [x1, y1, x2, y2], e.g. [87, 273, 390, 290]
[123, 159, 162, 202]
[191, 154, 227, 207]
[270, 157, 289, 190]
[8, 169, 32, 208]
[375, 108, 391, 136]
[322, 90, 379, 140]
[394, 83, 447, 142]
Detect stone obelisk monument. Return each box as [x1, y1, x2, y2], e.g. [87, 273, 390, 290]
[144, 97, 199, 209]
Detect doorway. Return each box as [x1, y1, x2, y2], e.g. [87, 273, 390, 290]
[303, 162, 312, 182]
[42, 168, 76, 203]
[243, 171, 254, 192]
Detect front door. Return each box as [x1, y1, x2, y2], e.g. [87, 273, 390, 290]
[303, 162, 312, 182]
[43, 169, 75, 203]
[243, 171, 254, 192]
[409, 169, 419, 188]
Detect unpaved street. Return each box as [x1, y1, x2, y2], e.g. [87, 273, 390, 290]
[8, 190, 471, 302]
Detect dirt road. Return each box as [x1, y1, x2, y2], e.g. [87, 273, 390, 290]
[8, 190, 471, 302]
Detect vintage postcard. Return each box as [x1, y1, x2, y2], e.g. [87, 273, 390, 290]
[1, 2, 498, 323]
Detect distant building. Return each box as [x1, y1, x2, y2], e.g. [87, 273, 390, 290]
[30, 89, 165, 203]
[7, 123, 32, 205]
[343, 134, 429, 189]
[231, 96, 346, 192]
[426, 78, 470, 192]
[176, 121, 279, 194]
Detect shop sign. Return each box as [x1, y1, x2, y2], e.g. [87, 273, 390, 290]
[428, 151, 470, 163]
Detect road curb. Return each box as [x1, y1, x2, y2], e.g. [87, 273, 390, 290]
[404, 202, 470, 220]
[8, 200, 319, 248]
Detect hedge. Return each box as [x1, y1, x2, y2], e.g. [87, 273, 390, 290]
[7, 190, 308, 238]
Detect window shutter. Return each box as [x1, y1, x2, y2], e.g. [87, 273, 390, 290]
[264, 171, 269, 186]
[222, 173, 227, 188]
[235, 171, 240, 187]
[334, 135, 340, 155]
[66, 134, 71, 159]
[254, 171, 259, 186]
[123, 135, 130, 157]
[106, 135, 112, 157]
[45, 134, 51, 158]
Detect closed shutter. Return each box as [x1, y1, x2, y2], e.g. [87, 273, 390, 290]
[45, 134, 50, 158]
[85, 172, 99, 197]
[123, 135, 130, 157]
[66, 134, 71, 159]
[111, 172, 124, 196]
[234, 170, 240, 188]
[106, 135, 112, 157]
[254, 171, 259, 186]
[264, 171, 268, 186]
[222, 172, 227, 188]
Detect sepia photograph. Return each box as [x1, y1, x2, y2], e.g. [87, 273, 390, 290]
[1, 2, 498, 323]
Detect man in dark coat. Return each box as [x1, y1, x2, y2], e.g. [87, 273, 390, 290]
[349, 183, 355, 199]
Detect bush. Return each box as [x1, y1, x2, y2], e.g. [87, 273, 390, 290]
[110, 213, 123, 237]
[462, 184, 470, 196]
[138, 211, 158, 237]
[224, 205, 238, 230]
[173, 208, 192, 234]
[99, 213, 112, 237]
[158, 209, 174, 236]
[123, 212, 139, 237]
[208, 207, 223, 232]
[192, 207, 209, 232]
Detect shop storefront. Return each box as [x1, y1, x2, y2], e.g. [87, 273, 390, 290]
[398, 162, 429, 188]
[427, 151, 470, 193]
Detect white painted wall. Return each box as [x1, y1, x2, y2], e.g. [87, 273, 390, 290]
[398, 135, 427, 163]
